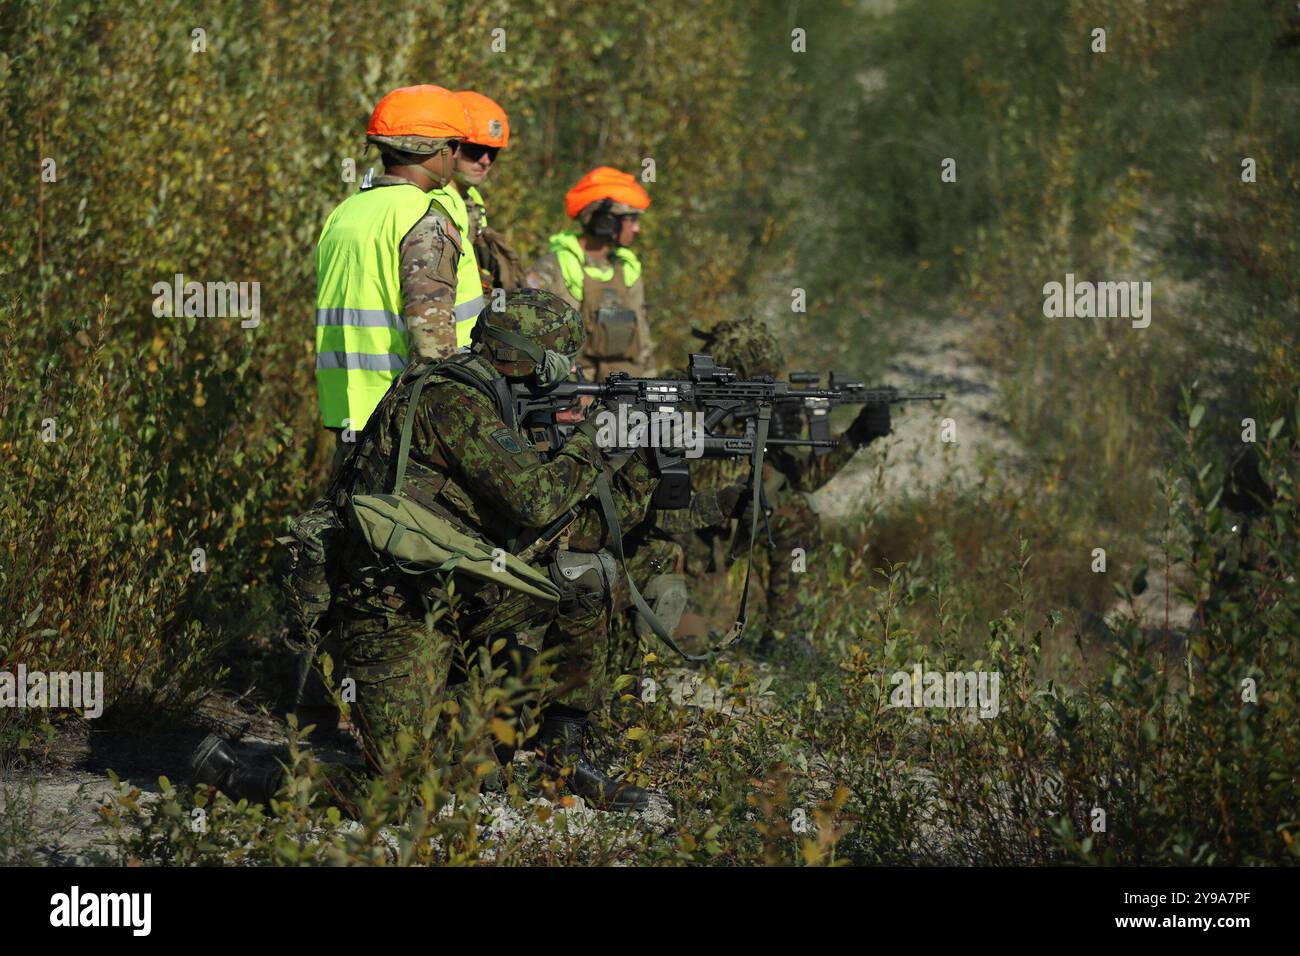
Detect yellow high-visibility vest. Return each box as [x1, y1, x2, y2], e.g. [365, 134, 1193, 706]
[315, 183, 456, 429]
[431, 184, 486, 347]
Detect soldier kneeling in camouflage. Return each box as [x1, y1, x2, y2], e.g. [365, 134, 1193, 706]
[686, 318, 893, 656]
[194, 290, 662, 810]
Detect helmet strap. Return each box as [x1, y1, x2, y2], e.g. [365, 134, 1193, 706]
[482, 322, 545, 369]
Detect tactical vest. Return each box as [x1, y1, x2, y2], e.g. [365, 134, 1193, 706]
[339, 351, 521, 546]
[547, 232, 645, 379]
[467, 187, 524, 293]
[430, 184, 487, 348]
[316, 182, 456, 430]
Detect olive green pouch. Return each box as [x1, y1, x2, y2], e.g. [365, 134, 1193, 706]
[347, 491, 560, 604]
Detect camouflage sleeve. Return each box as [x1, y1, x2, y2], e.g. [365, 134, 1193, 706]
[652, 475, 748, 534]
[562, 456, 660, 551]
[418, 381, 608, 529]
[418, 382, 659, 539]
[400, 209, 460, 361]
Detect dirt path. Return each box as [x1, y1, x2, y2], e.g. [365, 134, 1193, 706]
[810, 317, 1022, 519]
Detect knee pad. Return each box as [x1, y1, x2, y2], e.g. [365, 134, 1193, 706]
[549, 549, 619, 614]
[634, 572, 688, 642]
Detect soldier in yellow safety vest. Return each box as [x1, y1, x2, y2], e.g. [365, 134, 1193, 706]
[314, 85, 471, 463]
[524, 167, 654, 381]
[429, 91, 513, 350]
[433, 91, 524, 302]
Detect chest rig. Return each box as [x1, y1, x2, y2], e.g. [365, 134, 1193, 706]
[579, 260, 640, 375]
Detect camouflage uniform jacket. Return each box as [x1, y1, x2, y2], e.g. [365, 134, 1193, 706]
[342, 353, 658, 557]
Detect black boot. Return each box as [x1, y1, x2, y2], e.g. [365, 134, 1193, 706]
[536, 709, 650, 811]
[189, 734, 283, 805]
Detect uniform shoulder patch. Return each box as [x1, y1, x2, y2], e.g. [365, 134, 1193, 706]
[425, 201, 463, 253]
[490, 427, 524, 455]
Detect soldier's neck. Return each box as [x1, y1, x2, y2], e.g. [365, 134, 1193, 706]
[578, 234, 612, 262]
[384, 165, 442, 192]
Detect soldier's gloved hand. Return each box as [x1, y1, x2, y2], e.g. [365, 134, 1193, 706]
[845, 402, 892, 447]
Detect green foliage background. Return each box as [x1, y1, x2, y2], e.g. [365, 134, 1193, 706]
[0, 0, 805, 723]
[1, 0, 1297, 865]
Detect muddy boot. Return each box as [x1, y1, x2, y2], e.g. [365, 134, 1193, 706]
[535, 708, 650, 811]
[189, 734, 283, 805]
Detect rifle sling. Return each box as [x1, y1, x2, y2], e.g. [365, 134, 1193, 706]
[594, 470, 714, 663]
[595, 405, 772, 661]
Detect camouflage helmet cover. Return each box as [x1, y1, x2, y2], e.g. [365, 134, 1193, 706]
[476, 288, 585, 377]
[694, 317, 784, 379]
[367, 133, 456, 156]
[576, 200, 643, 225]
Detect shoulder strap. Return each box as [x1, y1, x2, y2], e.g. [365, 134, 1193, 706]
[430, 353, 516, 428]
[593, 469, 711, 663]
[593, 405, 772, 662]
[393, 354, 502, 494]
[392, 363, 444, 496]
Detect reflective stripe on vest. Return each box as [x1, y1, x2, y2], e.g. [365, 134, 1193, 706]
[546, 231, 642, 303]
[315, 182, 446, 429]
[431, 184, 486, 348]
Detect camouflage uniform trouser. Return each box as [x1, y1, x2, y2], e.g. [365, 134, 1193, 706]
[760, 489, 821, 641]
[698, 486, 820, 645]
[331, 561, 609, 767]
[604, 536, 684, 700]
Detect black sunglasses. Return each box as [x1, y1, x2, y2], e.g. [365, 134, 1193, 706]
[459, 143, 500, 162]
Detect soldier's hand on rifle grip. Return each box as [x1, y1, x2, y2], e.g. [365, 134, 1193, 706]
[846, 401, 892, 447]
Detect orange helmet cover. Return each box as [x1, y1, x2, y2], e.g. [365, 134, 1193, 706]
[368, 85, 470, 140]
[564, 167, 651, 219]
[455, 91, 510, 148]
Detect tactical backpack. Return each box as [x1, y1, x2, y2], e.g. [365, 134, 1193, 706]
[474, 225, 524, 294]
[277, 360, 558, 643]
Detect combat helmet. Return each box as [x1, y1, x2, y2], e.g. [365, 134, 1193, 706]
[693, 316, 784, 379]
[366, 85, 470, 158]
[474, 288, 585, 377]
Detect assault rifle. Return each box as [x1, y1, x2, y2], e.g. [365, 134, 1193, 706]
[511, 353, 836, 510]
[510, 353, 840, 656]
[774, 371, 946, 455]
